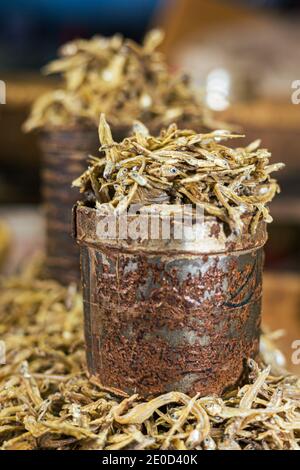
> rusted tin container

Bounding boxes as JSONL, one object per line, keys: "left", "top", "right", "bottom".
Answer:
{"left": 40, "top": 125, "right": 131, "bottom": 285}
{"left": 74, "top": 205, "right": 267, "bottom": 397}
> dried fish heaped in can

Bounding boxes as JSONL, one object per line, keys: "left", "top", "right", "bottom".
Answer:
{"left": 74, "top": 115, "right": 284, "bottom": 234}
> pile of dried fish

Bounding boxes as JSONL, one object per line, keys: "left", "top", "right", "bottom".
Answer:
{"left": 73, "top": 115, "right": 284, "bottom": 234}
{"left": 24, "top": 30, "right": 214, "bottom": 133}
{"left": 0, "top": 262, "right": 299, "bottom": 450}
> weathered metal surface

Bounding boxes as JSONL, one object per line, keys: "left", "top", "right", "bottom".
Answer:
{"left": 74, "top": 205, "right": 267, "bottom": 397}
{"left": 40, "top": 126, "right": 129, "bottom": 285}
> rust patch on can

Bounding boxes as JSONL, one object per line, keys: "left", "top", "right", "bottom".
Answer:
{"left": 75, "top": 205, "right": 267, "bottom": 397}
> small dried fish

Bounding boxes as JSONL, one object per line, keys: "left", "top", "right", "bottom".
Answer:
{"left": 74, "top": 116, "right": 284, "bottom": 233}
{"left": 24, "top": 31, "right": 215, "bottom": 133}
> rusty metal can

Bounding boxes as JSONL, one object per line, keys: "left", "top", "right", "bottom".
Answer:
{"left": 74, "top": 204, "right": 267, "bottom": 397}
{"left": 39, "top": 125, "right": 130, "bottom": 285}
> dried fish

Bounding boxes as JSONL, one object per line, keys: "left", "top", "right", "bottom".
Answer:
{"left": 74, "top": 116, "right": 283, "bottom": 233}
{"left": 24, "top": 31, "right": 215, "bottom": 133}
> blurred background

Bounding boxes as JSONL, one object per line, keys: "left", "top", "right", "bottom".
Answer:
{"left": 0, "top": 0, "right": 300, "bottom": 370}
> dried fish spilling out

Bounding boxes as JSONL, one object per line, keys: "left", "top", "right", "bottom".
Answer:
{"left": 0, "top": 262, "right": 299, "bottom": 450}
{"left": 24, "top": 30, "right": 215, "bottom": 133}
{"left": 73, "top": 115, "right": 284, "bottom": 234}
